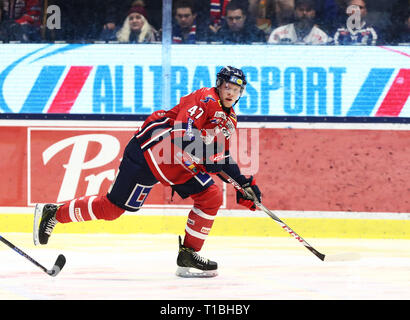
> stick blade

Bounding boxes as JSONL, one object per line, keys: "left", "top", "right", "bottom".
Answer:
{"left": 47, "top": 254, "right": 66, "bottom": 277}
{"left": 324, "top": 252, "right": 361, "bottom": 262}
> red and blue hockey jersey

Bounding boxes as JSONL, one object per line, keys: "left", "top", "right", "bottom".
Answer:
{"left": 136, "top": 87, "right": 238, "bottom": 186}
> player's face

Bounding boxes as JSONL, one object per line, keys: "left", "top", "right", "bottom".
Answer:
{"left": 219, "top": 82, "right": 241, "bottom": 108}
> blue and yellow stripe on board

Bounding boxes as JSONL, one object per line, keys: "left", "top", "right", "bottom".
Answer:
{"left": 1, "top": 213, "right": 409, "bottom": 239}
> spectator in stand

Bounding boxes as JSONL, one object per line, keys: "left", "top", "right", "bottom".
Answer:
{"left": 0, "top": 0, "right": 42, "bottom": 42}
{"left": 100, "top": 3, "right": 158, "bottom": 43}
{"left": 267, "top": 0, "right": 331, "bottom": 44}
{"left": 262, "top": 0, "right": 344, "bottom": 35}
{"left": 103, "top": 0, "right": 162, "bottom": 33}
{"left": 172, "top": 0, "right": 209, "bottom": 43}
{"left": 211, "top": 0, "right": 266, "bottom": 43}
{"left": 195, "top": 0, "right": 254, "bottom": 37}
{"left": 333, "top": 0, "right": 379, "bottom": 45}
{"left": 209, "top": 0, "right": 237, "bottom": 32}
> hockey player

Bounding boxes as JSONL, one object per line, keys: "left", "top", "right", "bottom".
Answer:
{"left": 33, "top": 66, "right": 262, "bottom": 278}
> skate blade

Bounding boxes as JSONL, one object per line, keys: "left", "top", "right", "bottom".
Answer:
{"left": 33, "top": 203, "right": 44, "bottom": 246}
{"left": 176, "top": 267, "right": 218, "bottom": 278}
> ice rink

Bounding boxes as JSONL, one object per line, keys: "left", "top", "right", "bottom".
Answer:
{"left": 0, "top": 233, "right": 409, "bottom": 300}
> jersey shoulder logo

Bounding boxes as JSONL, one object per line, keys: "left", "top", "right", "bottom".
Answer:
{"left": 200, "top": 96, "right": 216, "bottom": 103}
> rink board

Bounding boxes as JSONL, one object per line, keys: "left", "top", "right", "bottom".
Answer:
{"left": 0, "top": 119, "right": 409, "bottom": 239}
{"left": 1, "top": 120, "right": 410, "bottom": 213}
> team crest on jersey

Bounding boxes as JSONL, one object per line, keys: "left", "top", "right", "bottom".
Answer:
{"left": 213, "top": 111, "right": 226, "bottom": 119}
{"left": 200, "top": 96, "right": 216, "bottom": 103}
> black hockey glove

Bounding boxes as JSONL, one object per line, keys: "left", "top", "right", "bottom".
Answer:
{"left": 235, "top": 176, "right": 262, "bottom": 211}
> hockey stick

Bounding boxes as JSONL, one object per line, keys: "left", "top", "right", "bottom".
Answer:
{"left": 219, "top": 171, "right": 360, "bottom": 262}
{"left": 0, "top": 235, "right": 66, "bottom": 276}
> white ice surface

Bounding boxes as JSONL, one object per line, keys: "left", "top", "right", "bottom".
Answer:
{"left": 0, "top": 233, "right": 409, "bottom": 300}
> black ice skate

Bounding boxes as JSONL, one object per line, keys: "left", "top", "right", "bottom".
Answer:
{"left": 33, "top": 204, "right": 59, "bottom": 246}
{"left": 176, "top": 236, "right": 218, "bottom": 278}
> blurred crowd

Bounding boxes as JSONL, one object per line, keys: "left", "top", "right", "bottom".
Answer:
{"left": 0, "top": 0, "right": 408, "bottom": 45}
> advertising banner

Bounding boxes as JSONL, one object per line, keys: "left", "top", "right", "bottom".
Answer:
{"left": 0, "top": 44, "right": 409, "bottom": 117}
{"left": 1, "top": 120, "right": 409, "bottom": 214}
